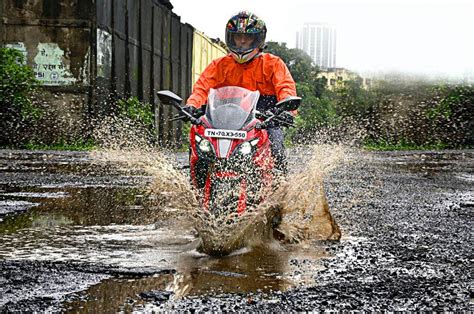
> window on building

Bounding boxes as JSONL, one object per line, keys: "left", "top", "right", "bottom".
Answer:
{"left": 330, "top": 79, "right": 336, "bottom": 85}
{"left": 337, "top": 76, "right": 343, "bottom": 81}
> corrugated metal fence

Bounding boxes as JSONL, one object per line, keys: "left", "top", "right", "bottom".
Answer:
{"left": 95, "top": 0, "right": 194, "bottom": 146}
{"left": 192, "top": 30, "right": 227, "bottom": 85}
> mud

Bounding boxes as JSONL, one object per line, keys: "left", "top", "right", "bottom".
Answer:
{"left": 0, "top": 148, "right": 472, "bottom": 311}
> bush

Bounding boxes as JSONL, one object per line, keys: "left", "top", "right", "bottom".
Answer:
{"left": 0, "top": 47, "right": 40, "bottom": 145}
{"left": 366, "top": 81, "right": 473, "bottom": 148}
{"left": 116, "top": 96, "right": 154, "bottom": 128}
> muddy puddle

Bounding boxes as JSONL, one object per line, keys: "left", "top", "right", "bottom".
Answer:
{"left": 0, "top": 149, "right": 333, "bottom": 312}
{"left": 61, "top": 244, "right": 326, "bottom": 312}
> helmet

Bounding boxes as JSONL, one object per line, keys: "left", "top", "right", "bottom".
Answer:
{"left": 225, "top": 11, "right": 267, "bottom": 64}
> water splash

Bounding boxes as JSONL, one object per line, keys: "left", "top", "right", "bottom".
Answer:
{"left": 273, "top": 144, "right": 346, "bottom": 243}
{"left": 189, "top": 144, "right": 348, "bottom": 255}
{"left": 90, "top": 118, "right": 348, "bottom": 256}
{"left": 91, "top": 143, "right": 348, "bottom": 256}
{"left": 90, "top": 148, "right": 198, "bottom": 219}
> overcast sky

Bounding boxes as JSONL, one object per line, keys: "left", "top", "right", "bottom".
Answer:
{"left": 171, "top": 0, "right": 473, "bottom": 79}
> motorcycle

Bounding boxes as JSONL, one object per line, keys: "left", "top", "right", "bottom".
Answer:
{"left": 157, "top": 86, "right": 301, "bottom": 255}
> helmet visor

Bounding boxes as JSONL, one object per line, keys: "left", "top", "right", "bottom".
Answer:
{"left": 226, "top": 32, "right": 264, "bottom": 54}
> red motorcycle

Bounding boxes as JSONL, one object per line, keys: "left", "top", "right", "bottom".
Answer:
{"left": 158, "top": 86, "right": 300, "bottom": 221}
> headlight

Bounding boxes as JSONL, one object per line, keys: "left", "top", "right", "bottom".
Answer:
{"left": 235, "top": 138, "right": 259, "bottom": 156}
{"left": 195, "top": 134, "right": 214, "bottom": 155}
{"left": 239, "top": 141, "right": 252, "bottom": 155}
{"left": 250, "top": 138, "right": 259, "bottom": 146}
{"left": 199, "top": 139, "right": 212, "bottom": 153}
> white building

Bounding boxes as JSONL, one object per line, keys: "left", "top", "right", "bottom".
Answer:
{"left": 296, "top": 23, "right": 336, "bottom": 69}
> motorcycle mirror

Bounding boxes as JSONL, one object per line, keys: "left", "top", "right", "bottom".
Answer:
{"left": 157, "top": 90, "right": 183, "bottom": 107}
{"left": 275, "top": 96, "right": 302, "bottom": 112}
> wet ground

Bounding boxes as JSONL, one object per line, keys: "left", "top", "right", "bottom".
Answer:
{"left": 0, "top": 148, "right": 472, "bottom": 311}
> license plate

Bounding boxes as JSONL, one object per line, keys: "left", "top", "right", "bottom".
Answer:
{"left": 204, "top": 129, "right": 247, "bottom": 140}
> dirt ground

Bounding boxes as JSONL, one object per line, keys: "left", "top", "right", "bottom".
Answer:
{"left": 0, "top": 148, "right": 472, "bottom": 312}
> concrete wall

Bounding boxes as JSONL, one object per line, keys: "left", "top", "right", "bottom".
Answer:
{"left": 1, "top": 0, "right": 94, "bottom": 144}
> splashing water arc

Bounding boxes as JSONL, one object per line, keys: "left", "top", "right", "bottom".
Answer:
{"left": 91, "top": 133, "right": 344, "bottom": 256}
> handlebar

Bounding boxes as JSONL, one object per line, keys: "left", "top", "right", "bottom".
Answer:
{"left": 255, "top": 110, "right": 294, "bottom": 129}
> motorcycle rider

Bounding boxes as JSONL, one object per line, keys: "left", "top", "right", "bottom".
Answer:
{"left": 184, "top": 10, "right": 297, "bottom": 175}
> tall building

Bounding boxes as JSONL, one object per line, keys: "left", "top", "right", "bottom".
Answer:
{"left": 296, "top": 23, "right": 336, "bottom": 69}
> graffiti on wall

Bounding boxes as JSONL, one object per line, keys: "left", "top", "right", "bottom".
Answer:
{"left": 33, "top": 43, "right": 77, "bottom": 86}
{"left": 97, "top": 29, "right": 112, "bottom": 78}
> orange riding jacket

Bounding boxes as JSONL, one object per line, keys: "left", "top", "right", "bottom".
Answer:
{"left": 186, "top": 53, "right": 297, "bottom": 109}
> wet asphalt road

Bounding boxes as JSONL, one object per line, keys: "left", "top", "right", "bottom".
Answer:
{"left": 0, "top": 148, "right": 473, "bottom": 312}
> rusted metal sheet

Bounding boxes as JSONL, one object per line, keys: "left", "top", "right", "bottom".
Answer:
{"left": 159, "top": 8, "right": 172, "bottom": 144}
{"left": 152, "top": 6, "right": 163, "bottom": 139}
{"left": 127, "top": 0, "right": 139, "bottom": 97}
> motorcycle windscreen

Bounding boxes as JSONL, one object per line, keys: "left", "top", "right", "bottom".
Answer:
{"left": 206, "top": 86, "right": 260, "bottom": 130}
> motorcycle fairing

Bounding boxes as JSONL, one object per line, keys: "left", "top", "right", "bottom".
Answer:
{"left": 189, "top": 86, "right": 274, "bottom": 215}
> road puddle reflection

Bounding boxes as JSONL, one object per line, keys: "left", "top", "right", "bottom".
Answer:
{"left": 62, "top": 243, "right": 326, "bottom": 312}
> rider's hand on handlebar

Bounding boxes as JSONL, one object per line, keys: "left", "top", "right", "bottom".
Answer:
{"left": 265, "top": 111, "right": 294, "bottom": 128}
{"left": 183, "top": 105, "right": 198, "bottom": 115}
{"left": 180, "top": 105, "right": 204, "bottom": 122}
{"left": 277, "top": 112, "right": 294, "bottom": 125}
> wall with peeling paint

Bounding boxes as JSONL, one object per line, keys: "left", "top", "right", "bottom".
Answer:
{"left": 1, "top": 0, "right": 93, "bottom": 145}
{"left": 2, "top": 0, "right": 93, "bottom": 86}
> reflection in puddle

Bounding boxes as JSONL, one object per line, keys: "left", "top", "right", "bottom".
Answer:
{"left": 0, "top": 200, "right": 39, "bottom": 218}
{"left": 1, "top": 192, "right": 69, "bottom": 198}
{"left": 0, "top": 184, "right": 326, "bottom": 311}
{"left": 0, "top": 223, "right": 193, "bottom": 268}
{"left": 0, "top": 186, "right": 159, "bottom": 231}
{"left": 62, "top": 244, "right": 326, "bottom": 312}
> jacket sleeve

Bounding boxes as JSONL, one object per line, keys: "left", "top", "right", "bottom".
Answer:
{"left": 186, "top": 60, "right": 218, "bottom": 108}
{"left": 272, "top": 58, "right": 297, "bottom": 102}
{"left": 272, "top": 58, "right": 298, "bottom": 115}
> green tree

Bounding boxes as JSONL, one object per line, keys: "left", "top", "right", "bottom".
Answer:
{"left": 266, "top": 42, "right": 331, "bottom": 138}
{"left": 332, "top": 78, "right": 375, "bottom": 121}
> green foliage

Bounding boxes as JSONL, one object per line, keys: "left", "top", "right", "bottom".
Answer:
{"left": 266, "top": 42, "right": 472, "bottom": 149}
{"left": 0, "top": 47, "right": 41, "bottom": 145}
{"left": 23, "top": 138, "right": 96, "bottom": 151}
{"left": 266, "top": 42, "right": 330, "bottom": 137}
{"left": 266, "top": 42, "right": 324, "bottom": 94}
{"left": 116, "top": 96, "right": 154, "bottom": 128}
{"left": 332, "top": 79, "right": 375, "bottom": 120}
{"left": 294, "top": 93, "right": 340, "bottom": 129}
{"left": 0, "top": 48, "right": 38, "bottom": 111}
{"left": 180, "top": 121, "right": 191, "bottom": 151}
{"left": 427, "top": 85, "right": 472, "bottom": 121}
